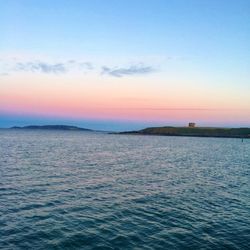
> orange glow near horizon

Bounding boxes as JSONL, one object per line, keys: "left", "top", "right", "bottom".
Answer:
{"left": 1, "top": 74, "right": 250, "bottom": 125}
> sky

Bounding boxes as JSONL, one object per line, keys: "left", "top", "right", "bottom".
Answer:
{"left": 1, "top": 0, "right": 250, "bottom": 131}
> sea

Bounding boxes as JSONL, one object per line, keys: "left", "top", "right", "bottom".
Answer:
{"left": 0, "top": 130, "right": 249, "bottom": 250}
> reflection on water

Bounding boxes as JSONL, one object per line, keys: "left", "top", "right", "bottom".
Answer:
{"left": 0, "top": 130, "right": 249, "bottom": 249}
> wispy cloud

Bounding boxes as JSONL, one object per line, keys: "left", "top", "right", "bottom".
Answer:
{"left": 101, "top": 64, "right": 155, "bottom": 77}
{"left": 0, "top": 60, "right": 94, "bottom": 75}
{"left": 1, "top": 59, "right": 156, "bottom": 78}
{"left": 14, "top": 62, "right": 67, "bottom": 74}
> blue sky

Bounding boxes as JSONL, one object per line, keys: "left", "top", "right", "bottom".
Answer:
{"left": 2, "top": 0, "right": 249, "bottom": 58}
{"left": 1, "top": 0, "right": 250, "bottom": 130}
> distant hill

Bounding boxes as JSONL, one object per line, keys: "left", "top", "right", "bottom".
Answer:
{"left": 11, "top": 125, "right": 93, "bottom": 131}
{"left": 120, "top": 126, "right": 250, "bottom": 138}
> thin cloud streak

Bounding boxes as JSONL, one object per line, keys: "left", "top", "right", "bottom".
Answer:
{"left": 93, "top": 108, "right": 214, "bottom": 111}
{"left": 101, "top": 65, "right": 155, "bottom": 77}
{"left": 1, "top": 60, "right": 157, "bottom": 77}
{"left": 15, "top": 62, "right": 67, "bottom": 74}
{"left": 90, "top": 107, "right": 250, "bottom": 112}
{"left": 1, "top": 60, "right": 94, "bottom": 75}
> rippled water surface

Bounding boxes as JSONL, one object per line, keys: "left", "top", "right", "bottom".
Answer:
{"left": 0, "top": 130, "right": 250, "bottom": 249}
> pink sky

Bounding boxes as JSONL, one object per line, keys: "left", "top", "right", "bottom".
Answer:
{"left": 1, "top": 73, "right": 250, "bottom": 127}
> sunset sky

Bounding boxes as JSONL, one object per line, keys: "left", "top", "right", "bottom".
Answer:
{"left": 1, "top": 0, "right": 250, "bottom": 130}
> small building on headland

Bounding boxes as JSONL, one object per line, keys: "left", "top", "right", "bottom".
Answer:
{"left": 188, "top": 122, "right": 196, "bottom": 128}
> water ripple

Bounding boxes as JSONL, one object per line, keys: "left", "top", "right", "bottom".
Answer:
{"left": 0, "top": 130, "right": 250, "bottom": 249}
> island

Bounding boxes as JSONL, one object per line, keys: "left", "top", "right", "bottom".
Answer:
{"left": 11, "top": 125, "right": 93, "bottom": 131}
{"left": 119, "top": 125, "right": 250, "bottom": 138}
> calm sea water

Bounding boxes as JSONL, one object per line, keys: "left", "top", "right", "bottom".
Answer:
{"left": 0, "top": 130, "right": 249, "bottom": 250}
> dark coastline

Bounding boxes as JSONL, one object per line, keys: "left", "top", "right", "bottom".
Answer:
{"left": 10, "top": 125, "right": 93, "bottom": 131}
{"left": 119, "top": 126, "right": 250, "bottom": 139}
{"left": 4, "top": 125, "right": 250, "bottom": 138}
